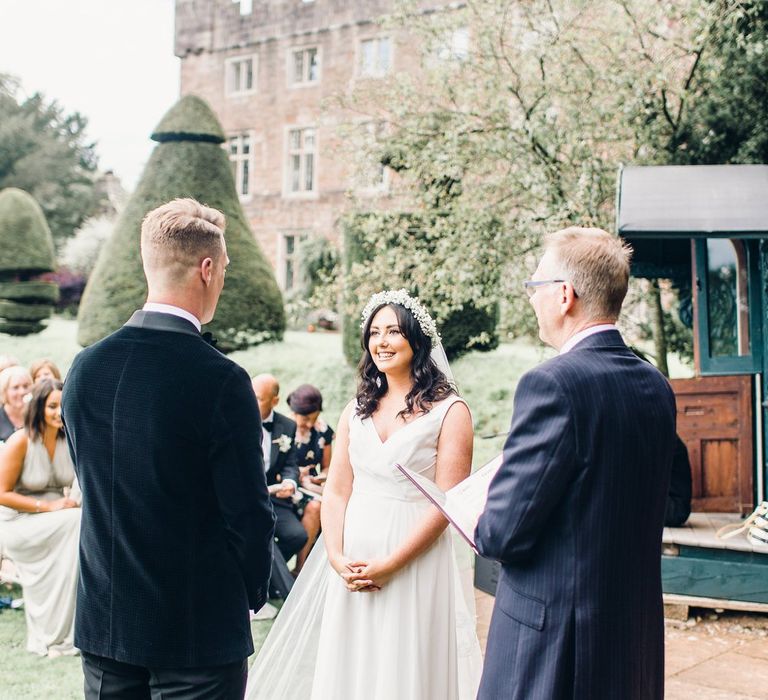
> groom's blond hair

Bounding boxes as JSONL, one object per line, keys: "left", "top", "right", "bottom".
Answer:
{"left": 140, "top": 198, "right": 226, "bottom": 282}
{"left": 545, "top": 227, "right": 632, "bottom": 321}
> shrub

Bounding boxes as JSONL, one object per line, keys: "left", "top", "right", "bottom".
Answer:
{"left": 77, "top": 96, "right": 285, "bottom": 350}
{"left": 0, "top": 188, "right": 58, "bottom": 335}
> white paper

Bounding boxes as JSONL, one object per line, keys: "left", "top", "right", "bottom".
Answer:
{"left": 396, "top": 454, "right": 502, "bottom": 550}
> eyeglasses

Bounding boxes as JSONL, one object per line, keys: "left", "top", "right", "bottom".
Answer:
{"left": 523, "top": 279, "right": 566, "bottom": 297}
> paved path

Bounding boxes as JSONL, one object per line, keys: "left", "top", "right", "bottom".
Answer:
{"left": 475, "top": 592, "right": 768, "bottom": 699}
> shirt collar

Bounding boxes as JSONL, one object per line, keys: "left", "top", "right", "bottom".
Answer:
{"left": 263, "top": 411, "right": 275, "bottom": 427}
{"left": 142, "top": 303, "right": 202, "bottom": 332}
{"left": 560, "top": 324, "right": 617, "bottom": 354}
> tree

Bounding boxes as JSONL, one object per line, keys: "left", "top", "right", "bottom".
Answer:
{"left": 77, "top": 95, "right": 285, "bottom": 351}
{"left": 332, "top": 1, "right": 677, "bottom": 351}
{"left": 0, "top": 188, "right": 59, "bottom": 335}
{"left": 332, "top": 0, "right": 758, "bottom": 368}
{"left": 0, "top": 75, "right": 104, "bottom": 244}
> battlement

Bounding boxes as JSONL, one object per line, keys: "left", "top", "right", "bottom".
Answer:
{"left": 175, "top": 0, "right": 400, "bottom": 57}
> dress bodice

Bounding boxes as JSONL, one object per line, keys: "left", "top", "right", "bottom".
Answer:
{"left": 15, "top": 437, "right": 75, "bottom": 499}
{"left": 347, "top": 396, "right": 465, "bottom": 502}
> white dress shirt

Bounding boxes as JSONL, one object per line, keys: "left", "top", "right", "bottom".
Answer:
{"left": 261, "top": 411, "right": 274, "bottom": 468}
{"left": 142, "top": 302, "right": 201, "bottom": 332}
{"left": 560, "top": 324, "right": 617, "bottom": 354}
{"left": 261, "top": 412, "right": 297, "bottom": 493}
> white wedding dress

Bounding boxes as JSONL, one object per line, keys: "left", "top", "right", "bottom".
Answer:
{"left": 246, "top": 396, "right": 481, "bottom": 700}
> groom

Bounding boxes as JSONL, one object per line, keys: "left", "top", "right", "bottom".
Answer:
{"left": 475, "top": 227, "right": 676, "bottom": 699}
{"left": 62, "top": 198, "right": 275, "bottom": 699}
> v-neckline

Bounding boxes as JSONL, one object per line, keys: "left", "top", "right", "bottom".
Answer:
{"left": 369, "top": 412, "right": 428, "bottom": 445}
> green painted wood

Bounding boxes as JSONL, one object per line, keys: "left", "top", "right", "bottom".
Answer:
{"left": 662, "top": 550, "right": 768, "bottom": 603}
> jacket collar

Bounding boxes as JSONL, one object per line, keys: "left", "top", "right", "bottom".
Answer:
{"left": 124, "top": 310, "right": 200, "bottom": 338}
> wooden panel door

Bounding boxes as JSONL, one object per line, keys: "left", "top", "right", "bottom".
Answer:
{"left": 670, "top": 375, "right": 753, "bottom": 514}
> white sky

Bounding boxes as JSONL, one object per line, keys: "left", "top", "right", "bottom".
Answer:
{"left": 0, "top": 0, "right": 180, "bottom": 189}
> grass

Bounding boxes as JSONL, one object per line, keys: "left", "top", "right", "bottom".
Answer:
{"left": 0, "top": 317, "right": 547, "bottom": 697}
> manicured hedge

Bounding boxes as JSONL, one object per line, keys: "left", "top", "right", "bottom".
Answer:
{"left": 0, "top": 188, "right": 57, "bottom": 274}
{"left": 77, "top": 96, "right": 285, "bottom": 350}
{"left": 0, "top": 188, "right": 58, "bottom": 335}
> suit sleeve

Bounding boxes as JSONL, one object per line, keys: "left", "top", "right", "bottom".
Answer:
{"left": 209, "top": 366, "right": 276, "bottom": 611}
{"left": 475, "top": 367, "right": 577, "bottom": 564}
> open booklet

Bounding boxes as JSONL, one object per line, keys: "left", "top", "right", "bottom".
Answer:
{"left": 396, "top": 454, "right": 503, "bottom": 552}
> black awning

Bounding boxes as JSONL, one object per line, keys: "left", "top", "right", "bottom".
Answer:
{"left": 617, "top": 164, "right": 768, "bottom": 238}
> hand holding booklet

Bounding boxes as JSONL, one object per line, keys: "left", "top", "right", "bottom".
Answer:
{"left": 396, "top": 454, "right": 502, "bottom": 552}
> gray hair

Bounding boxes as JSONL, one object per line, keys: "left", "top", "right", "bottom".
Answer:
{"left": 544, "top": 227, "right": 632, "bottom": 321}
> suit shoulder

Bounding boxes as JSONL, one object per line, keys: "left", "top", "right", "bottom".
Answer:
{"left": 274, "top": 411, "right": 297, "bottom": 433}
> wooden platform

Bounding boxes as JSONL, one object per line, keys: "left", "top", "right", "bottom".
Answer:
{"left": 663, "top": 512, "right": 768, "bottom": 554}
{"left": 662, "top": 512, "right": 768, "bottom": 608}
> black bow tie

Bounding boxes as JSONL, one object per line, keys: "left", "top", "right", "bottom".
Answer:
{"left": 201, "top": 331, "right": 218, "bottom": 348}
{"left": 262, "top": 421, "right": 274, "bottom": 432}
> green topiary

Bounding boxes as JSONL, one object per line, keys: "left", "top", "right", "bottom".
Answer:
{"left": 0, "top": 281, "right": 59, "bottom": 303}
{"left": 0, "top": 188, "right": 58, "bottom": 335}
{"left": 77, "top": 96, "right": 285, "bottom": 350}
{"left": 0, "top": 188, "right": 56, "bottom": 275}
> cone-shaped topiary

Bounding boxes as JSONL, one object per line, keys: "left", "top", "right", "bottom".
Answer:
{"left": 0, "top": 188, "right": 59, "bottom": 335}
{"left": 77, "top": 95, "right": 285, "bottom": 350}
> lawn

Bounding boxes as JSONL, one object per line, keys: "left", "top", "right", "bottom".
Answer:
{"left": 0, "top": 317, "right": 547, "bottom": 698}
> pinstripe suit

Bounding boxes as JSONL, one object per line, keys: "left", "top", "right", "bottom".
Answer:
{"left": 475, "top": 330, "right": 676, "bottom": 700}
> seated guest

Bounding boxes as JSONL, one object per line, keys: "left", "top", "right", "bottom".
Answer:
{"left": 287, "top": 384, "right": 334, "bottom": 574}
{"left": 0, "top": 378, "right": 80, "bottom": 657}
{"left": 0, "top": 366, "right": 32, "bottom": 443}
{"left": 251, "top": 374, "right": 307, "bottom": 567}
{"left": 665, "top": 436, "right": 692, "bottom": 527}
{"left": 30, "top": 359, "right": 62, "bottom": 384}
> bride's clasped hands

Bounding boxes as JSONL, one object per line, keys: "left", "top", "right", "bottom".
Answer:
{"left": 333, "top": 556, "right": 397, "bottom": 592}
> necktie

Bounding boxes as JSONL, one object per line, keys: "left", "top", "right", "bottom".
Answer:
{"left": 262, "top": 421, "right": 273, "bottom": 432}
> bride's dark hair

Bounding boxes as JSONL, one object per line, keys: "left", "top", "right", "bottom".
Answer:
{"left": 356, "top": 303, "right": 454, "bottom": 420}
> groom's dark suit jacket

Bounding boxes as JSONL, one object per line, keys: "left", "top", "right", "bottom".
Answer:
{"left": 61, "top": 311, "right": 276, "bottom": 668}
{"left": 475, "top": 330, "right": 676, "bottom": 700}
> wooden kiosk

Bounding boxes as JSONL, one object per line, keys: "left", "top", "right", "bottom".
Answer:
{"left": 617, "top": 164, "right": 768, "bottom": 610}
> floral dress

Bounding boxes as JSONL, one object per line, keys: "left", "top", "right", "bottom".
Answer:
{"left": 295, "top": 420, "right": 334, "bottom": 476}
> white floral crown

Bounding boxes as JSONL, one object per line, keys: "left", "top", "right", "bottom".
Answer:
{"left": 360, "top": 289, "right": 440, "bottom": 346}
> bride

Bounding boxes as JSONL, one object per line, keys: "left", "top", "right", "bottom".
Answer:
{"left": 247, "top": 289, "right": 481, "bottom": 699}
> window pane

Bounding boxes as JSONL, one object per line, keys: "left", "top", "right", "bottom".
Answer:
{"left": 286, "top": 259, "right": 295, "bottom": 290}
{"left": 707, "top": 239, "right": 749, "bottom": 357}
{"left": 378, "top": 38, "right": 391, "bottom": 73}
{"left": 285, "top": 235, "right": 295, "bottom": 255}
{"left": 245, "top": 59, "right": 253, "bottom": 90}
{"left": 229, "top": 137, "right": 239, "bottom": 155}
{"left": 304, "top": 153, "right": 314, "bottom": 191}
{"left": 304, "top": 129, "right": 315, "bottom": 149}
{"left": 361, "top": 40, "right": 375, "bottom": 74}
{"left": 293, "top": 51, "right": 304, "bottom": 83}
{"left": 289, "top": 130, "right": 301, "bottom": 151}
{"left": 231, "top": 62, "right": 241, "bottom": 92}
{"left": 241, "top": 160, "right": 249, "bottom": 196}
{"left": 307, "top": 49, "right": 318, "bottom": 81}
{"left": 291, "top": 155, "right": 301, "bottom": 191}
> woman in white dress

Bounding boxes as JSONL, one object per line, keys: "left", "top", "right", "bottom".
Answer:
{"left": 248, "top": 290, "right": 481, "bottom": 699}
{"left": 0, "top": 378, "right": 81, "bottom": 657}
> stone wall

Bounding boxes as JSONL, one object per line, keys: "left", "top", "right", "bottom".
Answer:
{"left": 175, "top": 0, "right": 434, "bottom": 289}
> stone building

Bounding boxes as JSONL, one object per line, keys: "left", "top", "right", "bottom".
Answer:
{"left": 174, "top": 0, "right": 422, "bottom": 293}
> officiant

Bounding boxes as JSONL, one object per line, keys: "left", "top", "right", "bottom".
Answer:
{"left": 251, "top": 374, "right": 307, "bottom": 567}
